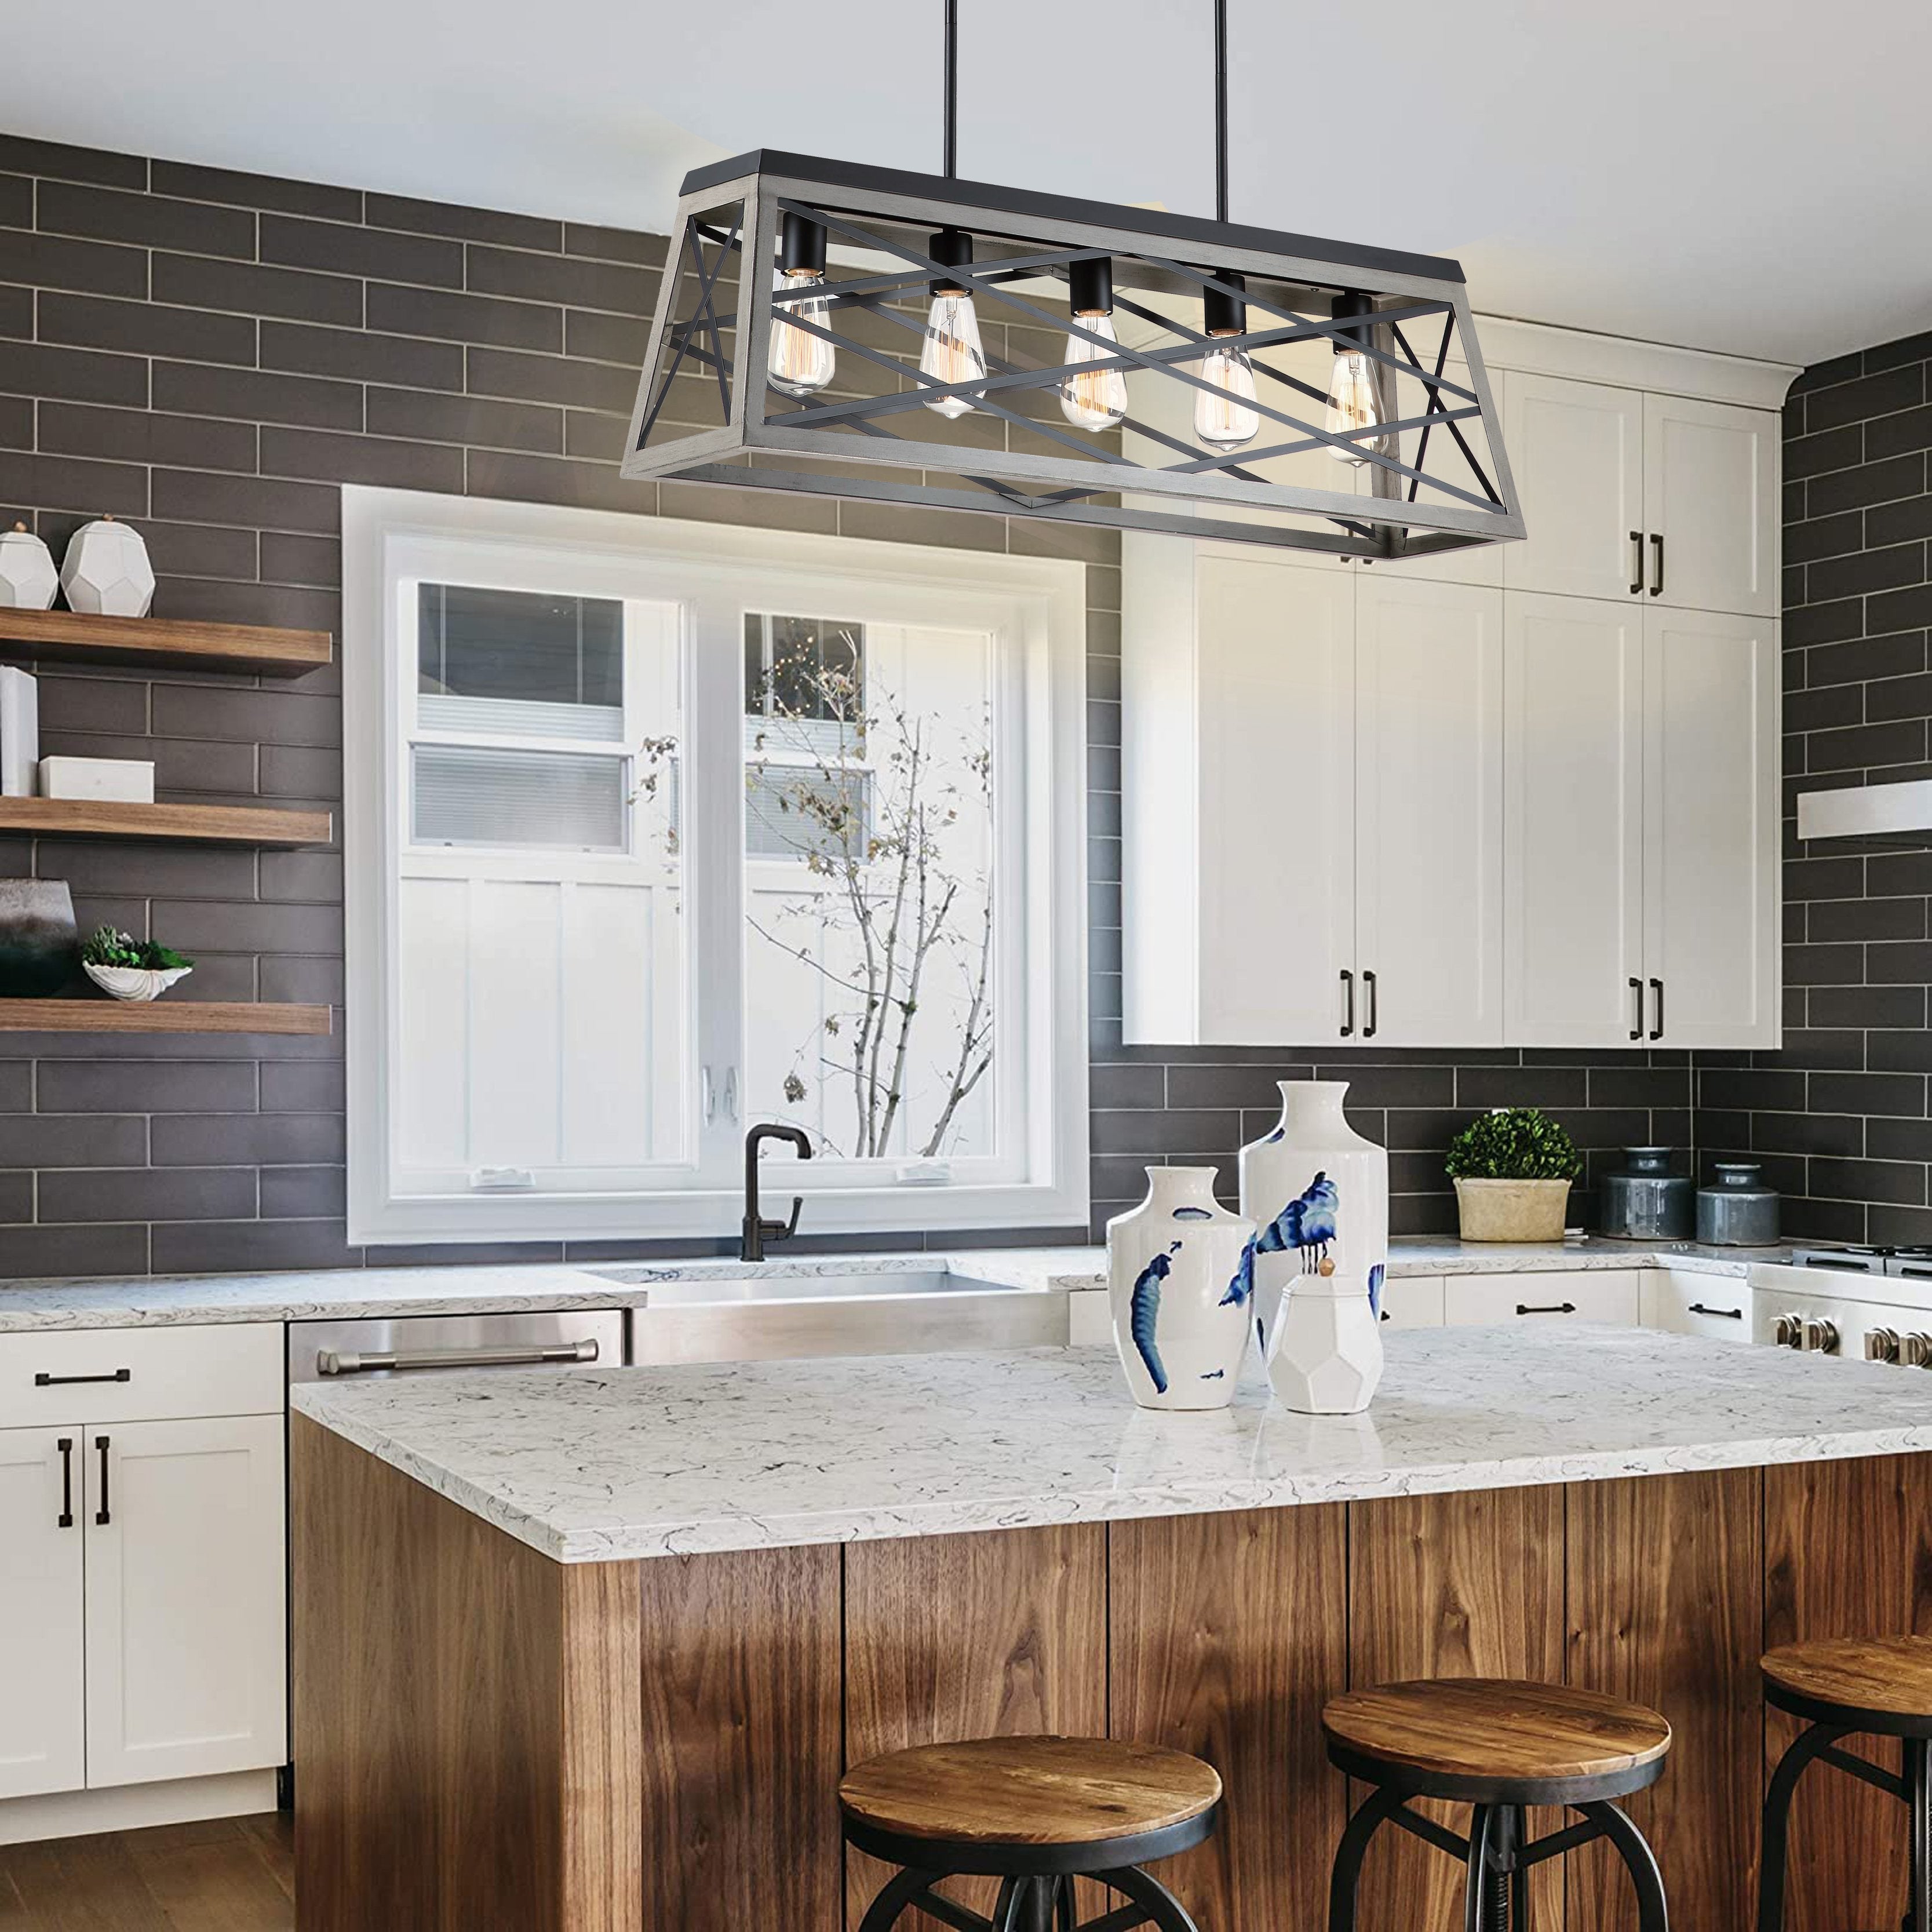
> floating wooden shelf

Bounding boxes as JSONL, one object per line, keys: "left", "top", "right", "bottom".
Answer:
{"left": 0, "top": 797, "right": 331, "bottom": 847}
{"left": 0, "top": 1000, "right": 331, "bottom": 1036}
{"left": 0, "top": 607, "right": 331, "bottom": 677}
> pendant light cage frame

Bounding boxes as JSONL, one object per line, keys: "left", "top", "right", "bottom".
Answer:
{"left": 622, "top": 151, "right": 1525, "bottom": 561}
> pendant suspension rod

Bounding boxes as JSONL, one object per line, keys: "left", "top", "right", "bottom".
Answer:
{"left": 943, "top": 0, "right": 959, "bottom": 179}
{"left": 1214, "top": 0, "right": 1229, "bottom": 223}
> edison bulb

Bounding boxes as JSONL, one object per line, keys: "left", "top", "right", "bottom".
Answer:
{"left": 920, "top": 292, "right": 986, "bottom": 419}
{"left": 768, "top": 268, "right": 836, "bottom": 399}
{"left": 1194, "top": 338, "right": 1259, "bottom": 451}
{"left": 1059, "top": 311, "right": 1128, "bottom": 432}
{"left": 1325, "top": 348, "right": 1384, "bottom": 465}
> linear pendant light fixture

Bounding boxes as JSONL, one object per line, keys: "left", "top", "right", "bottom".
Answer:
{"left": 622, "top": 1, "right": 1524, "bottom": 561}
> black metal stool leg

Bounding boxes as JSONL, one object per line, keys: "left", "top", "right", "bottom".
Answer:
{"left": 1464, "top": 1805, "right": 1496, "bottom": 1932}
{"left": 1908, "top": 1737, "right": 1931, "bottom": 1932}
{"left": 1758, "top": 1721, "right": 1849, "bottom": 1932}
{"left": 1100, "top": 1864, "right": 1202, "bottom": 1932}
{"left": 1328, "top": 1782, "right": 1407, "bottom": 1932}
{"left": 1581, "top": 1800, "right": 1668, "bottom": 1932}
{"left": 1483, "top": 1805, "right": 1518, "bottom": 1932}
{"left": 1054, "top": 1873, "right": 1077, "bottom": 1932}
{"left": 1510, "top": 1806, "right": 1530, "bottom": 1932}
{"left": 858, "top": 1865, "right": 942, "bottom": 1932}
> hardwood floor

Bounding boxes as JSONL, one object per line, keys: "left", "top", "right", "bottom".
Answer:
{"left": 0, "top": 1813, "right": 293, "bottom": 1931}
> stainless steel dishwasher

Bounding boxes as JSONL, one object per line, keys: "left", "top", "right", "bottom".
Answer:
{"left": 287, "top": 1308, "right": 625, "bottom": 1384}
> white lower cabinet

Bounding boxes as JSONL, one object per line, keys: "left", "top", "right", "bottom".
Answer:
{"left": 0, "top": 1325, "right": 286, "bottom": 1805}
{"left": 1641, "top": 1269, "right": 1753, "bottom": 1342}
{"left": 1443, "top": 1268, "right": 1642, "bottom": 1328}
{"left": 1378, "top": 1275, "right": 1446, "bottom": 1329}
{"left": 83, "top": 1415, "right": 286, "bottom": 1789}
{"left": 0, "top": 1429, "right": 86, "bottom": 1800}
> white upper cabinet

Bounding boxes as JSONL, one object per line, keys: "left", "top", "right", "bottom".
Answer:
{"left": 1644, "top": 393, "right": 1778, "bottom": 617}
{"left": 1503, "top": 595, "right": 1645, "bottom": 1046}
{"left": 0, "top": 1428, "right": 85, "bottom": 1799}
{"left": 1642, "top": 607, "right": 1780, "bottom": 1048}
{"left": 83, "top": 1413, "right": 287, "bottom": 1790}
{"left": 1503, "top": 373, "right": 1646, "bottom": 601}
{"left": 1122, "top": 537, "right": 1355, "bottom": 1045}
{"left": 1355, "top": 575, "right": 1504, "bottom": 1045}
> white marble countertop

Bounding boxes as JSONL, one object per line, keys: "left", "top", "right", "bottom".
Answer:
{"left": 290, "top": 1325, "right": 1932, "bottom": 1564}
{"left": 0, "top": 1235, "right": 1781, "bottom": 1333}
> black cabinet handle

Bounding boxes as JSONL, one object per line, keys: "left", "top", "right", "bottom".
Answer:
{"left": 1628, "top": 976, "right": 1643, "bottom": 1041}
{"left": 1649, "top": 532, "right": 1664, "bottom": 597}
{"left": 1339, "top": 969, "right": 1355, "bottom": 1038}
{"left": 1689, "top": 1302, "right": 1744, "bottom": 1320}
{"left": 1630, "top": 531, "right": 1644, "bottom": 596}
{"left": 1516, "top": 1301, "right": 1577, "bottom": 1315}
{"left": 1648, "top": 977, "right": 1664, "bottom": 1041}
{"left": 94, "top": 1435, "right": 110, "bottom": 1528}
{"left": 56, "top": 1436, "right": 73, "bottom": 1529}
{"left": 1362, "top": 969, "right": 1379, "bottom": 1040}
{"left": 34, "top": 1368, "right": 130, "bottom": 1387}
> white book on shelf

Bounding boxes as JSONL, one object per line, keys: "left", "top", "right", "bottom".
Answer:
{"left": 0, "top": 665, "right": 36, "bottom": 797}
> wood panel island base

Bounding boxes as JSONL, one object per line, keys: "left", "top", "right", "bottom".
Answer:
{"left": 290, "top": 1330, "right": 1932, "bottom": 1931}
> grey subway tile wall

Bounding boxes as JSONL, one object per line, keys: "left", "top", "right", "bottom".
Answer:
{"left": 1700, "top": 331, "right": 1932, "bottom": 1244}
{"left": 0, "top": 134, "right": 1704, "bottom": 1277}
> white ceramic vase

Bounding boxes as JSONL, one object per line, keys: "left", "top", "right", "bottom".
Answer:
{"left": 1107, "top": 1166, "right": 1256, "bottom": 1411}
{"left": 1268, "top": 1274, "right": 1386, "bottom": 1415}
{"left": 60, "top": 517, "right": 155, "bottom": 617}
{"left": 0, "top": 524, "right": 57, "bottom": 610}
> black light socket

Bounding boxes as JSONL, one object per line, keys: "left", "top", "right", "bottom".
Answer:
{"left": 1068, "top": 255, "right": 1114, "bottom": 316}
{"left": 780, "top": 212, "right": 827, "bottom": 276}
{"left": 930, "top": 227, "right": 974, "bottom": 297}
{"left": 1202, "top": 269, "right": 1247, "bottom": 336}
{"left": 1333, "top": 289, "right": 1375, "bottom": 349}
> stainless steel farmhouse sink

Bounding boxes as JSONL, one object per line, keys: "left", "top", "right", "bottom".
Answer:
{"left": 584, "top": 1263, "right": 1069, "bottom": 1365}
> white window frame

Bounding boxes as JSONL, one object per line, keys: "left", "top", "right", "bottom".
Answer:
{"left": 343, "top": 485, "right": 1089, "bottom": 1245}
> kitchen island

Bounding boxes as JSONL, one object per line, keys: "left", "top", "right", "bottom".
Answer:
{"left": 291, "top": 1328, "right": 1932, "bottom": 1932}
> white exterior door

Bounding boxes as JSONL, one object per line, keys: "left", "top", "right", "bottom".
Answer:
{"left": 1644, "top": 393, "right": 1779, "bottom": 617}
{"left": 83, "top": 1415, "right": 287, "bottom": 1789}
{"left": 0, "top": 1428, "right": 85, "bottom": 1799}
{"left": 1642, "top": 607, "right": 1780, "bottom": 1048}
{"left": 1184, "top": 552, "right": 1358, "bottom": 1045}
{"left": 1354, "top": 574, "right": 1504, "bottom": 1046}
{"left": 1503, "top": 373, "right": 1646, "bottom": 602}
{"left": 1503, "top": 595, "right": 1646, "bottom": 1045}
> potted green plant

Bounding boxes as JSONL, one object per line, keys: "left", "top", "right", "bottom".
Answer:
{"left": 1443, "top": 1106, "right": 1583, "bottom": 1242}
{"left": 81, "top": 926, "right": 194, "bottom": 1004}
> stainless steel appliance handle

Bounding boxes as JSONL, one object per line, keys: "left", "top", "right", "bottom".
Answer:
{"left": 316, "top": 1339, "right": 601, "bottom": 1377}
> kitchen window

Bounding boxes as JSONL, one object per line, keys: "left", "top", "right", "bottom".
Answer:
{"left": 342, "top": 487, "right": 1088, "bottom": 1244}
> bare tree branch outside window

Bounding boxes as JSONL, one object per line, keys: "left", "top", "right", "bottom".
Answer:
{"left": 746, "top": 622, "right": 994, "bottom": 1160}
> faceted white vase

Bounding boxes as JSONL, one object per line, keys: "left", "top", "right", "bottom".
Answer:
{"left": 60, "top": 518, "right": 155, "bottom": 617}
{"left": 1107, "top": 1166, "right": 1257, "bottom": 1411}
{"left": 0, "top": 524, "right": 57, "bottom": 610}
{"left": 1238, "top": 1080, "right": 1389, "bottom": 1413}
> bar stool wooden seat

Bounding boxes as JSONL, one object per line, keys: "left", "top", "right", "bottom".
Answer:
{"left": 1323, "top": 1678, "right": 1673, "bottom": 1931}
{"left": 840, "top": 1734, "right": 1222, "bottom": 1932}
{"left": 1759, "top": 1636, "right": 1932, "bottom": 1932}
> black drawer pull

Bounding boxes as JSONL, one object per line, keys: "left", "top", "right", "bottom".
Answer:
{"left": 1516, "top": 1301, "right": 1577, "bottom": 1315}
{"left": 94, "top": 1435, "right": 111, "bottom": 1527}
{"left": 1689, "top": 1302, "right": 1744, "bottom": 1320}
{"left": 56, "top": 1436, "right": 73, "bottom": 1529}
{"left": 35, "top": 1368, "right": 130, "bottom": 1387}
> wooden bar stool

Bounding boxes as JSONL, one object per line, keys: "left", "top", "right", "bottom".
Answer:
{"left": 840, "top": 1734, "right": 1222, "bottom": 1932}
{"left": 1759, "top": 1635, "right": 1932, "bottom": 1932}
{"left": 1322, "top": 1678, "right": 1672, "bottom": 1931}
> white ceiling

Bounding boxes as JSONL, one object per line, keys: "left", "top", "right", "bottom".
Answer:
{"left": 2, "top": 0, "right": 1926, "bottom": 368}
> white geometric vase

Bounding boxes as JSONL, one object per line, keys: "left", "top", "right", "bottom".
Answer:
{"left": 1106, "top": 1166, "right": 1256, "bottom": 1412}
{"left": 60, "top": 517, "right": 155, "bottom": 617}
{"left": 1268, "top": 1274, "right": 1386, "bottom": 1415}
{"left": 1238, "top": 1080, "right": 1390, "bottom": 1413}
{"left": 0, "top": 524, "right": 57, "bottom": 610}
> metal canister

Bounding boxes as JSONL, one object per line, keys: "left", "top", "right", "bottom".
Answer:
{"left": 1696, "top": 1162, "right": 1781, "bottom": 1247}
{"left": 1599, "top": 1146, "right": 1696, "bottom": 1241}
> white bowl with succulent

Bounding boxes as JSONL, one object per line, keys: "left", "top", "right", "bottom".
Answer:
{"left": 81, "top": 926, "right": 194, "bottom": 1003}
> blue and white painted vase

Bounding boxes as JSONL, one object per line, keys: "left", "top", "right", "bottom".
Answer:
{"left": 1238, "top": 1080, "right": 1389, "bottom": 1414}
{"left": 1106, "top": 1167, "right": 1257, "bottom": 1412}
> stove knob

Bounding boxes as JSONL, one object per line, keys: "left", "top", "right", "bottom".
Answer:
{"left": 1773, "top": 1313, "right": 1806, "bottom": 1348}
{"left": 1905, "top": 1333, "right": 1932, "bottom": 1368}
{"left": 1803, "top": 1317, "right": 1841, "bottom": 1355}
{"left": 1867, "top": 1327, "right": 1902, "bottom": 1364}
